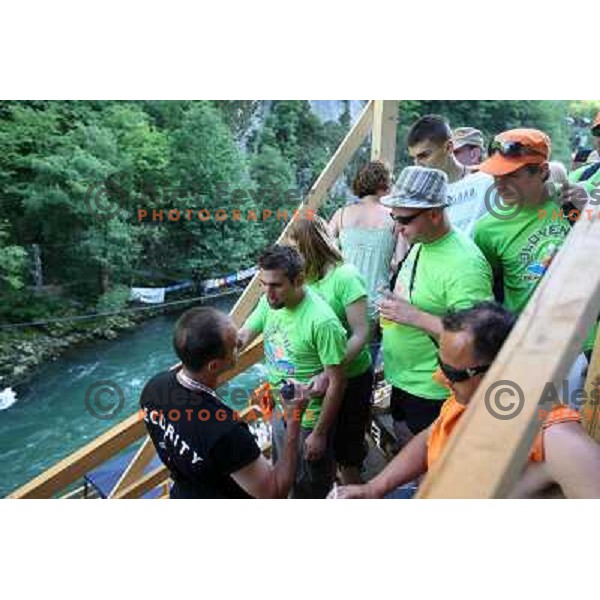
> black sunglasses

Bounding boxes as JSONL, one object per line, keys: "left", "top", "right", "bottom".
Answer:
{"left": 390, "top": 208, "right": 431, "bottom": 226}
{"left": 437, "top": 357, "right": 490, "bottom": 383}
{"left": 488, "top": 139, "right": 546, "bottom": 159}
{"left": 592, "top": 128, "right": 600, "bottom": 138}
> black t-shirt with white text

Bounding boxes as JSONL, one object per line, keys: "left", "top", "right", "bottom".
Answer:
{"left": 140, "top": 370, "right": 261, "bottom": 499}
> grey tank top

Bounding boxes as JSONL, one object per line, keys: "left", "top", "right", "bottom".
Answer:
{"left": 338, "top": 207, "right": 396, "bottom": 321}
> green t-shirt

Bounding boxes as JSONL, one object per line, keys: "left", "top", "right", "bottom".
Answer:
{"left": 383, "top": 230, "right": 493, "bottom": 399}
{"left": 474, "top": 198, "right": 597, "bottom": 352}
{"left": 308, "top": 262, "right": 372, "bottom": 378}
{"left": 244, "top": 290, "right": 347, "bottom": 429}
{"left": 567, "top": 168, "right": 600, "bottom": 352}
{"left": 474, "top": 199, "right": 570, "bottom": 315}
{"left": 569, "top": 162, "right": 600, "bottom": 195}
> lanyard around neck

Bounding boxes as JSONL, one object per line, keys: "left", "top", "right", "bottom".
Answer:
{"left": 408, "top": 245, "right": 423, "bottom": 303}
{"left": 176, "top": 369, "right": 222, "bottom": 403}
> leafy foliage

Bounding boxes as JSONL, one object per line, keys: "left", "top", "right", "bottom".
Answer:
{"left": 0, "top": 221, "right": 28, "bottom": 291}
{"left": 0, "top": 99, "right": 584, "bottom": 327}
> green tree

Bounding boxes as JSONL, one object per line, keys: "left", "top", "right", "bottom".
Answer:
{"left": 0, "top": 99, "right": 582, "bottom": 332}
{"left": 260, "top": 101, "right": 333, "bottom": 188}
{"left": 0, "top": 220, "right": 28, "bottom": 292}
{"left": 167, "top": 102, "right": 252, "bottom": 276}
{"left": 394, "top": 100, "right": 571, "bottom": 169}
{"left": 249, "top": 143, "right": 296, "bottom": 245}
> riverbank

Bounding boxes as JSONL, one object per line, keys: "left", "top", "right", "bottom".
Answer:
{"left": 0, "top": 314, "right": 143, "bottom": 390}
{"left": 0, "top": 296, "right": 219, "bottom": 391}
{"left": 0, "top": 312, "right": 185, "bottom": 497}
{"left": 0, "top": 293, "right": 263, "bottom": 497}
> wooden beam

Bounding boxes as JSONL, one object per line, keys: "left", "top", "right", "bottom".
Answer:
{"left": 107, "top": 436, "right": 156, "bottom": 499}
{"left": 113, "top": 465, "right": 169, "bottom": 499}
{"left": 228, "top": 100, "right": 375, "bottom": 328}
{"left": 217, "top": 336, "right": 263, "bottom": 386}
{"left": 371, "top": 100, "right": 398, "bottom": 170}
{"left": 302, "top": 100, "right": 374, "bottom": 211}
{"left": 417, "top": 210, "right": 600, "bottom": 498}
{"left": 8, "top": 412, "right": 147, "bottom": 499}
{"left": 582, "top": 328, "right": 600, "bottom": 442}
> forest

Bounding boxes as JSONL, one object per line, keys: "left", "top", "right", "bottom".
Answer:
{"left": 1, "top": 100, "right": 598, "bottom": 385}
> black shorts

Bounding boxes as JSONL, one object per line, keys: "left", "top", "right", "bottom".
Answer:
{"left": 334, "top": 368, "right": 374, "bottom": 467}
{"left": 390, "top": 386, "right": 444, "bottom": 434}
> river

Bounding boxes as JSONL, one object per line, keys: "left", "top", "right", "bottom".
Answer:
{"left": 0, "top": 295, "right": 266, "bottom": 497}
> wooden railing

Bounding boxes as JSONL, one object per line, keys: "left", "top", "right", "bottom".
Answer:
{"left": 9, "top": 100, "right": 399, "bottom": 499}
{"left": 582, "top": 328, "right": 600, "bottom": 442}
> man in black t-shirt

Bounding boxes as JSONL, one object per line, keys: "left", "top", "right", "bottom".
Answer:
{"left": 140, "top": 306, "right": 305, "bottom": 499}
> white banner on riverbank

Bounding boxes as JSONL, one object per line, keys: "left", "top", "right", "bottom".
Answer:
{"left": 130, "top": 287, "right": 166, "bottom": 304}
{"left": 200, "top": 266, "right": 257, "bottom": 291}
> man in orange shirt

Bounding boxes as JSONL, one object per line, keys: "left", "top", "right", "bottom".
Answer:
{"left": 332, "top": 301, "right": 600, "bottom": 499}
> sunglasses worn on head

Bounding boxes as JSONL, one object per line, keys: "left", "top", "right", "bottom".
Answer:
{"left": 438, "top": 357, "right": 490, "bottom": 383}
{"left": 488, "top": 139, "right": 546, "bottom": 159}
{"left": 390, "top": 208, "right": 431, "bottom": 226}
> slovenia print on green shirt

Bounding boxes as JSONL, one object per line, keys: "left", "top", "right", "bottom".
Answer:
{"left": 474, "top": 198, "right": 596, "bottom": 352}
{"left": 474, "top": 199, "right": 571, "bottom": 314}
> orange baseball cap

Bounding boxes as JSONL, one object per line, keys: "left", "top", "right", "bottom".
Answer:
{"left": 478, "top": 128, "right": 551, "bottom": 177}
{"left": 592, "top": 112, "right": 600, "bottom": 132}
